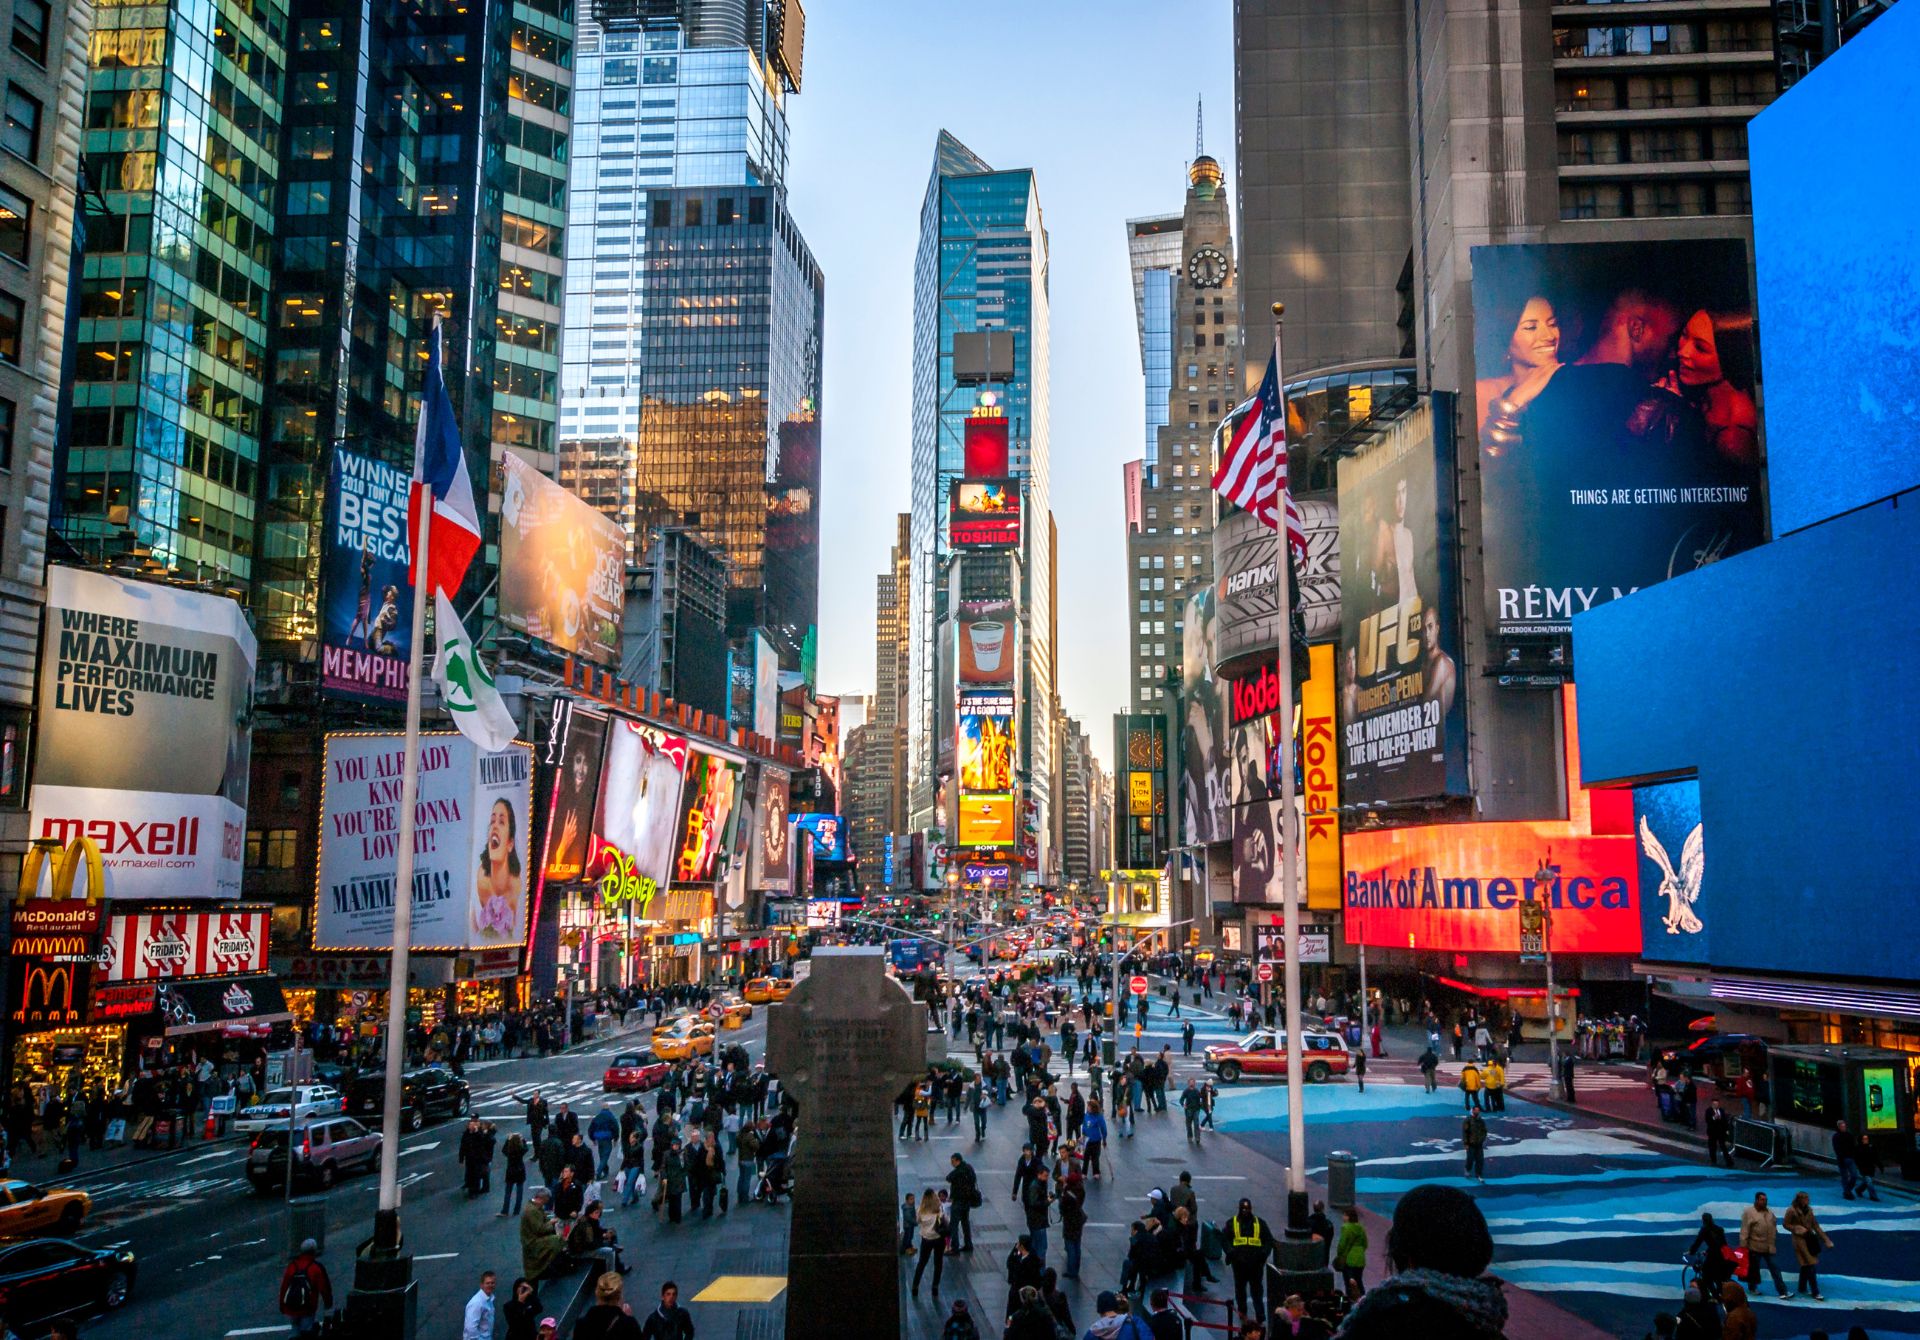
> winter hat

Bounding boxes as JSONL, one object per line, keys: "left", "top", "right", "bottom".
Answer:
{"left": 1386, "top": 1184, "right": 1494, "bottom": 1278}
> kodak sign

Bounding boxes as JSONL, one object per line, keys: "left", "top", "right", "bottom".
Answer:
{"left": 1302, "top": 645, "right": 1341, "bottom": 910}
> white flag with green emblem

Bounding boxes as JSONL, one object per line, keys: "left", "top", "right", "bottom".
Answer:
{"left": 431, "top": 590, "right": 517, "bottom": 751}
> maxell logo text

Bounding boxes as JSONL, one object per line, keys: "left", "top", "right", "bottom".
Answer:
{"left": 40, "top": 816, "right": 201, "bottom": 857}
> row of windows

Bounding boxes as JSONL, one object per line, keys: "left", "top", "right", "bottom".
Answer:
{"left": 11, "top": 0, "right": 48, "bottom": 64}
{"left": 1552, "top": 19, "right": 1775, "bottom": 60}
{"left": 1559, "top": 122, "right": 1748, "bottom": 165}
{"left": 69, "top": 408, "right": 258, "bottom": 495}
{"left": 1560, "top": 178, "right": 1751, "bottom": 220}
{"left": 510, "top": 23, "right": 570, "bottom": 69}
{"left": 1556, "top": 70, "right": 1775, "bottom": 112}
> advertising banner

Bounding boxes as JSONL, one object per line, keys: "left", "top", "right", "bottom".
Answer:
{"left": 1179, "top": 587, "right": 1229, "bottom": 848}
{"left": 793, "top": 812, "right": 847, "bottom": 863}
{"left": 958, "top": 608, "right": 1017, "bottom": 686}
{"left": 541, "top": 709, "right": 608, "bottom": 885}
{"left": 1301, "top": 643, "right": 1342, "bottom": 910}
{"left": 498, "top": 449, "right": 625, "bottom": 665}
{"left": 1214, "top": 500, "right": 1340, "bottom": 670}
{"left": 592, "top": 718, "right": 689, "bottom": 906}
{"left": 101, "top": 907, "right": 271, "bottom": 981}
{"left": 321, "top": 448, "right": 414, "bottom": 702}
{"left": 31, "top": 566, "right": 254, "bottom": 900}
{"left": 750, "top": 768, "right": 792, "bottom": 892}
{"left": 957, "top": 692, "right": 1016, "bottom": 793}
{"left": 1631, "top": 777, "right": 1709, "bottom": 965}
{"left": 956, "top": 794, "right": 1014, "bottom": 848}
{"left": 950, "top": 479, "right": 1021, "bottom": 547}
{"left": 1471, "top": 240, "right": 1766, "bottom": 636}
{"left": 673, "top": 750, "right": 745, "bottom": 885}
{"left": 1336, "top": 397, "right": 1468, "bottom": 805}
{"left": 963, "top": 415, "right": 1011, "bottom": 478}
{"left": 315, "top": 733, "right": 534, "bottom": 950}
{"left": 1342, "top": 823, "right": 1639, "bottom": 954}
{"left": 1232, "top": 800, "right": 1282, "bottom": 905}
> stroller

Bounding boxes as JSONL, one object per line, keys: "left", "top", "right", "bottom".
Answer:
{"left": 756, "top": 1142, "right": 795, "bottom": 1204}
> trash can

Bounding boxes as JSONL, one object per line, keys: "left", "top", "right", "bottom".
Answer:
{"left": 288, "top": 1197, "right": 328, "bottom": 1257}
{"left": 1326, "top": 1150, "right": 1357, "bottom": 1211}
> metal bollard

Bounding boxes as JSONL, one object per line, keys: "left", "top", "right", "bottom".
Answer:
{"left": 1326, "top": 1149, "right": 1357, "bottom": 1211}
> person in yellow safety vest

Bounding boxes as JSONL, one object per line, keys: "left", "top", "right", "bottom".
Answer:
{"left": 1222, "top": 1198, "right": 1276, "bottom": 1320}
{"left": 1460, "top": 1061, "right": 1483, "bottom": 1112}
{"left": 1485, "top": 1058, "right": 1506, "bottom": 1113}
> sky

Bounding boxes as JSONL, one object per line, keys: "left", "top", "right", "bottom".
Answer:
{"left": 784, "top": 1, "right": 1237, "bottom": 768}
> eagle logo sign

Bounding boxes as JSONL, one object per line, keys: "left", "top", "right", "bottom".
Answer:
{"left": 1639, "top": 814, "right": 1705, "bottom": 935}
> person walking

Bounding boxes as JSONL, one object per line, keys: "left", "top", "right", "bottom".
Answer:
{"left": 636, "top": 1281, "right": 695, "bottom": 1340}
{"left": 1021, "top": 1164, "right": 1054, "bottom": 1264}
{"left": 619, "top": 1129, "right": 647, "bottom": 1208}
{"left": 1704, "top": 1101, "right": 1733, "bottom": 1168}
{"left": 1783, "top": 1190, "right": 1831, "bottom": 1301}
{"left": 911, "top": 1187, "right": 950, "bottom": 1299}
{"left": 1058, "top": 1170, "right": 1087, "bottom": 1280}
{"left": 1738, "top": 1190, "right": 1790, "bottom": 1299}
{"left": 500, "top": 1130, "right": 528, "bottom": 1217}
{"left": 278, "top": 1237, "right": 333, "bottom": 1337}
{"left": 1418, "top": 1045, "right": 1440, "bottom": 1094}
{"left": 1459, "top": 1061, "right": 1482, "bottom": 1111}
{"left": 524, "top": 1091, "right": 548, "bottom": 1149}
{"left": 1332, "top": 1206, "right": 1369, "bottom": 1300}
{"left": 1462, "top": 1109, "right": 1488, "bottom": 1182}
{"left": 1558, "top": 1050, "right": 1577, "bottom": 1104}
{"left": 589, "top": 1106, "right": 620, "bottom": 1180}
{"left": 1353, "top": 1050, "right": 1367, "bottom": 1094}
{"left": 1003, "top": 1235, "right": 1045, "bottom": 1324}
{"left": 1081, "top": 1102, "right": 1107, "bottom": 1180}
{"left": 1833, "top": 1120, "right": 1879, "bottom": 1201}
{"left": 1485, "top": 1057, "right": 1506, "bottom": 1113}
{"left": 969, "top": 1075, "right": 989, "bottom": 1142}
{"left": 1181, "top": 1019, "right": 1196, "bottom": 1057}
{"left": 1224, "top": 1198, "right": 1277, "bottom": 1322}
{"left": 1718, "top": 1281, "right": 1756, "bottom": 1340}
{"left": 459, "top": 1117, "right": 492, "bottom": 1199}
{"left": 1180, "top": 1079, "right": 1205, "bottom": 1142}
{"left": 947, "top": 1153, "right": 979, "bottom": 1254}
{"left": 462, "top": 1270, "right": 499, "bottom": 1340}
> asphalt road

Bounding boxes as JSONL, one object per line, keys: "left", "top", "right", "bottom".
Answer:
{"left": 63, "top": 1012, "right": 768, "bottom": 1340}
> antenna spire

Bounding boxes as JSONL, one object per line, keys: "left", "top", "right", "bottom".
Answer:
{"left": 1195, "top": 96, "right": 1205, "bottom": 159}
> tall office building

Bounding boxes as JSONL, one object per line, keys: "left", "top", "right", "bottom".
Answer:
{"left": 1124, "top": 152, "right": 1239, "bottom": 713}
{"left": 559, "top": 0, "right": 800, "bottom": 441}
{"left": 0, "top": 0, "right": 90, "bottom": 886}
{"left": 870, "top": 513, "right": 911, "bottom": 844}
{"left": 1058, "top": 717, "right": 1098, "bottom": 888}
{"left": 1124, "top": 213, "right": 1182, "bottom": 462}
{"left": 58, "top": 0, "right": 291, "bottom": 581}
{"left": 908, "top": 132, "right": 1052, "bottom": 870}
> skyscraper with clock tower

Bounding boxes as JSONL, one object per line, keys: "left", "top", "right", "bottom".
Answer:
{"left": 1123, "top": 150, "right": 1242, "bottom": 714}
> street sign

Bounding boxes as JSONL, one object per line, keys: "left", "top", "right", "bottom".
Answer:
{"left": 1255, "top": 962, "right": 1274, "bottom": 983}
{"left": 1128, "top": 975, "right": 1149, "bottom": 996}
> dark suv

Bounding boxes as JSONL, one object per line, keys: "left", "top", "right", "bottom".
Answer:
{"left": 345, "top": 1065, "right": 471, "bottom": 1132}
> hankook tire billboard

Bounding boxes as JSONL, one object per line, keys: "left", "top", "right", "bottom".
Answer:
{"left": 1213, "top": 499, "right": 1338, "bottom": 674}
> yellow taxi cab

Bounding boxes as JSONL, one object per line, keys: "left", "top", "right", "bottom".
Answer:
{"left": 653, "top": 1019, "right": 716, "bottom": 1060}
{"left": 650, "top": 1007, "right": 694, "bottom": 1041}
{"left": 0, "top": 1178, "right": 90, "bottom": 1236}
{"left": 766, "top": 978, "right": 796, "bottom": 1002}
{"left": 742, "top": 978, "right": 775, "bottom": 1004}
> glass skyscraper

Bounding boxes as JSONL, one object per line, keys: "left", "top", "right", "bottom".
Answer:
{"left": 1125, "top": 214, "right": 1182, "bottom": 464}
{"left": 908, "top": 131, "right": 1051, "bottom": 851}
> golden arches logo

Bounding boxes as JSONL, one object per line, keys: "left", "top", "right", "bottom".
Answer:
{"left": 14, "top": 964, "right": 80, "bottom": 1024}
{"left": 20, "top": 836, "right": 105, "bottom": 904}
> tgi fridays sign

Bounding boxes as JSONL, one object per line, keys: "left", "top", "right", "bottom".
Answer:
{"left": 100, "top": 908, "right": 269, "bottom": 981}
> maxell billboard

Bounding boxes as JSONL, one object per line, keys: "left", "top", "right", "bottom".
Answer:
{"left": 30, "top": 566, "right": 255, "bottom": 899}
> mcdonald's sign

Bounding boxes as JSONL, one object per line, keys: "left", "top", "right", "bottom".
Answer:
{"left": 13, "top": 961, "right": 89, "bottom": 1030}
{"left": 14, "top": 835, "right": 105, "bottom": 921}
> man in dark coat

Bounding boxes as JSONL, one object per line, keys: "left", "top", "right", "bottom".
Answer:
{"left": 1335, "top": 1184, "right": 1508, "bottom": 1339}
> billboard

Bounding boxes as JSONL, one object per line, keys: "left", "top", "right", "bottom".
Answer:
{"left": 541, "top": 708, "right": 607, "bottom": 884}
{"left": 950, "top": 480, "right": 1021, "bottom": 547}
{"left": 31, "top": 566, "right": 255, "bottom": 900}
{"left": 1179, "top": 587, "right": 1228, "bottom": 848}
{"left": 673, "top": 750, "right": 745, "bottom": 884}
{"left": 1471, "top": 240, "right": 1766, "bottom": 637}
{"left": 1631, "top": 777, "right": 1709, "bottom": 965}
{"left": 958, "top": 608, "right": 1017, "bottom": 687}
{"left": 956, "top": 794, "right": 1014, "bottom": 848}
{"left": 963, "top": 415, "right": 1010, "bottom": 478}
{"left": 321, "top": 448, "right": 414, "bottom": 703}
{"left": 1301, "top": 643, "right": 1342, "bottom": 910}
{"left": 750, "top": 768, "right": 792, "bottom": 892}
{"left": 100, "top": 908, "right": 270, "bottom": 981}
{"left": 1232, "top": 800, "right": 1282, "bottom": 905}
{"left": 793, "top": 812, "right": 847, "bottom": 863}
{"left": 498, "top": 449, "right": 625, "bottom": 665}
{"left": 1214, "top": 499, "right": 1340, "bottom": 669}
{"left": 315, "top": 733, "right": 534, "bottom": 950}
{"left": 1336, "top": 398, "right": 1468, "bottom": 805}
{"left": 1342, "top": 823, "right": 1639, "bottom": 954}
{"left": 593, "top": 718, "right": 689, "bottom": 899}
{"left": 957, "top": 692, "right": 1015, "bottom": 793}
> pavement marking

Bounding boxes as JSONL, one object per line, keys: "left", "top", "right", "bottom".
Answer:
{"left": 694, "top": 1274, "right": 787, "bottom": 1303}
{"left": 1190, "top": 1175, "right": 1249, "bottom": 1181}
{"left": 225, "top": 1328, "right": 293, "bottom": 1336}
{"left": 180, "top": 1147, "right": 244, "bottom": 1165}
{"left": 399, "top": 1141, "right": 441, "bottom": 1157}
{"left": 414, "top": 1252, "right": 461, "bottom": 1260}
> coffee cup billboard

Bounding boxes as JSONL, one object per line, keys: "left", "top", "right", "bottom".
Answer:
{"left": 959, "top": 617, "right": 1015, "bottom": 685}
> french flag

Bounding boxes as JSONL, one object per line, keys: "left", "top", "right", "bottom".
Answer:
{"left": 407, "top": 315, "right": 483, "bottom": 598}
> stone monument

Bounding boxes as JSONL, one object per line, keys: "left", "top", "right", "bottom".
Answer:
{"left": 765, "top": 947, "right": 927, "bottom": 1339}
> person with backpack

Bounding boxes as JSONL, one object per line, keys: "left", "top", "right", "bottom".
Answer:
{"left": 947, "top": 1152, "right": 981, "bottom": 1254}
{"left": 278, "top": 1237, "right": 333, "bottom": 1336}
{"left": 941, "top": 1298, "right": 981, "bottom": 1340}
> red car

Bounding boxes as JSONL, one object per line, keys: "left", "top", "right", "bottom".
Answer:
{"left": 603, "top": 1049, "right": 671, "bottom": 1092}
{"left": 1203, "top": 1029, "right": 1352, "bottom": 1084}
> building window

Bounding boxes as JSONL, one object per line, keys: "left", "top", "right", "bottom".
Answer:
{"left": 0, "top": 291, "right": 20, "bottom": 362}
{"left": 10, "top": 0, "right": 47, "bottom": 63}
{"left": 0, "top": 396, "right": 13, "bottom": 470}
{"left": 717, "top": 196, "right": 735, "bottom": 225}
{"left": 651, "top": 198, "right": 670, "bottom": 228}
{"left": 749, "top": 196, "right": 767, "bottom": 225}
{"left": 684, "top": 198, "right": 701, "bottom": 227}
{"left": 0, "top": 184, "right": 25, "bottom": 263}
{"left": 2, "top": 84, "right": 39, "bottom": 162}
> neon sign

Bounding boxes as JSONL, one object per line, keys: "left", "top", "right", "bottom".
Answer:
{"left": 598, "top": 841, "right": 658, "bottom": 917}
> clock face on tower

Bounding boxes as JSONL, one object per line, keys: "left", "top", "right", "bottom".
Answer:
{"left": 1188, "top": 246, "right": 1229, "bottom": 289}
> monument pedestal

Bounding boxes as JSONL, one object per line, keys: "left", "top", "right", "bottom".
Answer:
{"left": 767, "top": 947, "right": 926, "bottom": 1340}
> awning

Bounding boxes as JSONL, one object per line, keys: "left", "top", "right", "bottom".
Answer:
{"left": 158, "top": 975, "right": 292, "bottom": 1036}
{"left": 1109, "top": 911, "right": 1170, "bottom": 929}
{"left": 1432, "top": 974, "right": 1581, "bottom": 1001}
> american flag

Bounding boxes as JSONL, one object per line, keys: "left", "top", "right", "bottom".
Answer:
{"left": 1211, "top": 353, "right": 1306, "bottom": 555}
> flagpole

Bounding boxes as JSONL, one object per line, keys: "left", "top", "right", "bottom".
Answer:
{"left": 1270, "top": 302, "right": 1310, "bottom": 1236}
{"left": 373, "top": 389, "right": 436, "bottom": 1255}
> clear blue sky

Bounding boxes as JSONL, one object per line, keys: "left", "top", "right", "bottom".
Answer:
{"left": 785, "top": 1, "right": 1237, "bottom": 767}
